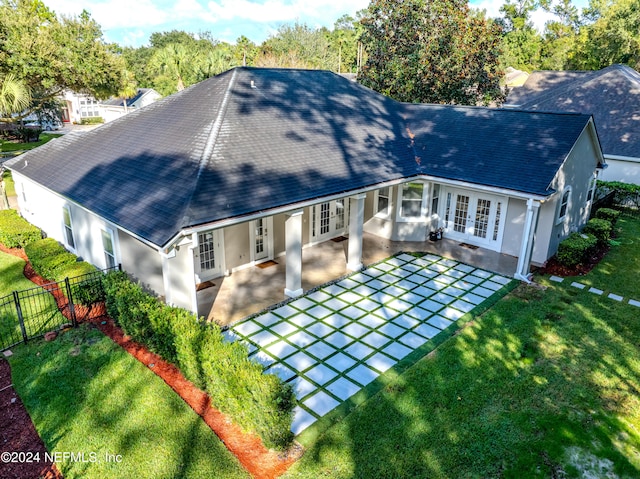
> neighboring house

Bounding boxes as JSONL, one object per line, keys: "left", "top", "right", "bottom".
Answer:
{"left": 505, "top": 64, "right": 640, "bottom": 184}
{"left": 99, "top": 88, "right": 162, "bottom": 123}
{"left": 7, "top": 67, "right": 605, "bottom": 314}
{"left": 60, "top": 89, "right": 161, "bottom": 124}
{"left": 504, "top": 67, "right": 529, "bottom": 88}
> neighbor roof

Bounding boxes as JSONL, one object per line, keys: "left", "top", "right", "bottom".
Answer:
{"left": 7, "top": 67, "right": 595, "bottom": 248}
{"left": 506, "top": 64, "right": 640, "bottom": 158}
{"left": 101, "top": 88, "right": 157, "bottom": 108}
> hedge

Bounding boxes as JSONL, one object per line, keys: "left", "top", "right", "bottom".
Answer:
{"left": 24, "top": 238, "right": 96, "bottom": 283}
{"left": 0, "top": 209, "right": 42, "bottom": 248}
{"left": 583, "top": 218, "right": 612, "bottom": 245}
{"left": 594, "top": 207, "right": 621, "bottom": 225}
{"left": 556, "top": 232, "right": 598, "bottom": 267}
{"left": 102, "top": 271, "right": 295, "bottom": 450}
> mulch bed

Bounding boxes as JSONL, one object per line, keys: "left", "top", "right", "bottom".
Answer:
{"left": 0, "top": 243, "right": 301, "bottom": 479}
{"left": 537, "top": 244, "right": 610, "bottom": 277}
{"left": 0, "top": 359, "right": 62, "bottom": 479}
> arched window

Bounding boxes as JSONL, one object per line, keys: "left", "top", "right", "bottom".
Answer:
{"left": 557, "top": 187, "right": 571, "bottom": 223}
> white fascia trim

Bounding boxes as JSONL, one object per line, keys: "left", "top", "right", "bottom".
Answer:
{"left": 172, "top": 175, "right": 550, "bottom": 249}
{"left": 604, "top": 154, "right": 640, "bottom": 164}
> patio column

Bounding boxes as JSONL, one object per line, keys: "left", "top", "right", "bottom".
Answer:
{"left": 515, "top": 198, "right": 540, "bottom": 282}
{"left": 284, "top": 209, "right": 304, "bottom": 298}
{"left": 347, "top": 193, "right": 367, "bottom": 271}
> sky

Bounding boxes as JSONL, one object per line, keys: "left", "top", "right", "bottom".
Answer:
{"left": 41, "top": 0, "right": 588, "bottom": 48}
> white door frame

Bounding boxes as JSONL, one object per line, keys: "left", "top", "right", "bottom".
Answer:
{"left": 441, "top": 187, "right": 506, "bottom": 251}
{"left": 250, "top": 216, "right": 274, "bottom": 264}
{"left": 194, "top": 229, "right": 223, "bottom": 282}
{"left": 310, "top": 198, "right": 349, "bottom": 243}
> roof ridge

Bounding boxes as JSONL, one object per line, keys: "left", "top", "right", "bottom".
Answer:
{"left": 178, "top": 68, "right": 238, "bottom": 232}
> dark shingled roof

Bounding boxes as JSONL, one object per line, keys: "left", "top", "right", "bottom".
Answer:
{"left": 7, "top": 67, "right": 594, "bottom": 248}
{"left": 506, "top": 64, "right": 640, "bottom": 159}
{"left": 100, "top": 88, "right": 157, "bottom": 108}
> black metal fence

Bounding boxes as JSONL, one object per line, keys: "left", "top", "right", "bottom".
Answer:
{"left": 0, "top": 266, "right": 118, "bottom": 352}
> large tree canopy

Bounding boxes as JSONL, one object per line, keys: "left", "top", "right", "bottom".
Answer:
{"left": 0, "top": 0, "right": 128, "bottom": 120}
{"left": 358, "top": 0, "right": 505, "bottom": 105}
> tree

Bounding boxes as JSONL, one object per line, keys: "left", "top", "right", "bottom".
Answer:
{"left": 497, "top": 0, "right": 543, "bottom": 71}
{"left": 570, "top": 0, "right": 640, "bottom": 70}
{"left": 258, "top": 22, "right": 332, "bottom": 69}
{"left": 358, "top": 0, "right": 505, "bottom": 106}
{"left": 0, "top": 73, "right": 30, "bottom": 121}
{"left": 0, "top": 0, "right": 128, "bottom": 119}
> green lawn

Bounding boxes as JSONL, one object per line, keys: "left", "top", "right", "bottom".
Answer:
{"left": 0, "top": 251, "right": 66, "bottom": 349}
{"left": 8, "top": 325, "right": 249, "bottom": 479}
{"left": 2, "top": 169, "right": 16, "bottom": 197}
{"left": 282, "top": 218, "right": 640, "bottom": 478}
{"left": 0, "top": 132, "right": 62, "bottom": 152}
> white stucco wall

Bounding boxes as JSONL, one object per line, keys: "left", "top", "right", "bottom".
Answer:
{"left": 599, "top": 156, "right": 640, "bottom": 185}
{"left": 12, "top": 171, "right": 165, "bottom": 295}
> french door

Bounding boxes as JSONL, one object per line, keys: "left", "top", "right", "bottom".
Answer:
{"left": 311, "top": 199, "right": 348, "bottom": 242}
{"left": 251, "top": 217, "right": 273, "bottom": 263}
{"left": 195, "top": 230, "right": 222, "bottom": 281}
{"left": 443, "top": 189, "right": 505, "bottom": 250}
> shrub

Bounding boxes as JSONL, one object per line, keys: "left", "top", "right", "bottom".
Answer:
{"left": 72, "top": 276, "right": 106, "bottom": 306}
{"left": 583, "top": 218, "right": 612, "bottom": 245}
{"left": 594, "top": 207, "right": 621, "bottom": 225}
{"left": 556, "top": 232, "right": 598, "bottom": 267}
{"left": 79, "top": 117, "right": 104, "bottom": 125}
{"left": 101, "top": 270, "right": 295, "bottom": 450}
{"left": 24, "top": 238, "right": 77, "bottom": 280}
{"left": 0, "top": 210, "right": 41, "bottom": 248}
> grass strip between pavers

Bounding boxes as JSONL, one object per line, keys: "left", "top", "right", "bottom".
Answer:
{"left": 294, "top": 280, "right": 518, "bottom": 445}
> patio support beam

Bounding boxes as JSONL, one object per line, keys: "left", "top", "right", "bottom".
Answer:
{"left": 284, "top": 209, "right": 304, "bottom": 298}
{"left": 515, "top": 198, "right": 540, "bottom": 282}
{"left": 347, "top": 193, "right": 367, "bottom": 271}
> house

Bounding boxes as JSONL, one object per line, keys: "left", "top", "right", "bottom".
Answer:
{"left": 505, "top": 64, "right": 640, "bottom": 184}
{"left": 60, "top": 88, "right": 161, "bottom": 124}
{"left": 99, "top": 88, "right": 162, "bottom": 123}
{"left": 7, "top": 67, "right": 605, "bottom": 315}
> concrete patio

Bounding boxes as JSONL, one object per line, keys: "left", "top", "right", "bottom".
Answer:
{"left": 198, "top": 232, "right": 518, "bottom": 326}
{"left": 227, "top": 252, "right": 514, "bottom": 434}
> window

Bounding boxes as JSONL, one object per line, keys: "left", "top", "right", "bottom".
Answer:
{"left": 400, "top": 182, "right": 424, "bottom": 218}
{"left": 557, "top": 187, "right": 571, "bottom": 223}
{"left": 376, "top": 187, "right": 392, "bottom": 217}
{"left": 101, "top": 228, "right": 116, "bottom": 269}
{"left": 431, "top": 184, "right": 440, "bottom": 216}
{"left": 62, "top": 206, "right": 75, "bottom": 249}
{"left": 79, "top": 96, "right": 100, "bottom": 118}
{"left": 586, "top": 177, "right": 596, "bottom": 202}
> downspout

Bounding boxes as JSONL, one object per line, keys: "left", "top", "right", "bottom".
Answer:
{"left": 515, "top": 198, "right": 540, "bottom": 283}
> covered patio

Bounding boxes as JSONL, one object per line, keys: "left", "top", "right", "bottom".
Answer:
{"left": 198, "top": 232, "right": 518, "bottom": 326}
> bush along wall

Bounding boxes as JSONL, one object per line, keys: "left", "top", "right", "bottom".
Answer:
{"left": 556, "top": 232, "right": 598, "bottom": 267}
{"left": 583, "top": 218, "right": 612, "bottom": 246}
{"left": 24, "top": 238, "right": 96, "bottom": 283}
{"left": 102, "top": 271, "right": 295, "bottom": 450}
{"left": 0, "top": 209, "right": 42, "bottom": 248}
{"left": 594, "top": 207, "right": 621, "bottom": 225}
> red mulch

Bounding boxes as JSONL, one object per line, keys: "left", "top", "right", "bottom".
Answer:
{"left": 537, "top": 244, "right": 610, "bottom": 277}
{"left": 0, "top": 359, "right": 62, "bottom": 479}
{"left": 0, "top": 243, "right": 302, "bottom": 479}
{"left": 89, "top": 318, "right": 302, "bottom": 479}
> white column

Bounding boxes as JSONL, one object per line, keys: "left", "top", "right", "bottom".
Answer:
{"left": 347, "top": 193, "right": 367, "bottom": 271}
{"left": 284, "top": 210, "right": 304, "bottom": 298}
{"left": 515, "top": 198, "right": 540, "bottom": 282}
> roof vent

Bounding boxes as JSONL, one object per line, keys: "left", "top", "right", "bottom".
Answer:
{"left": 250, "top": 80, "right": 256, "bottom": 89}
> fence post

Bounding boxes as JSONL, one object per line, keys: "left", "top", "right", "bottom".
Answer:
{"left": 12, "top": 291, "right": 28, "bottom": 344}
{"left": 64, "top": 278, "right": 78, "bottom": 327}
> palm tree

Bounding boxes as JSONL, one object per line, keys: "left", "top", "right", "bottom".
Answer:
{"left": 151, "top": 43, "right": 190, "bottom": 92}
{"left": 117, "top": 70, "right": 138, "bottom": 114}
{"left": 0, "top": 74, "right": 32, "bottom": 122}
